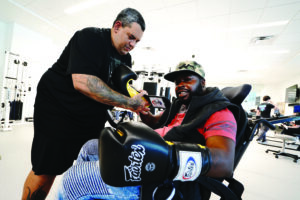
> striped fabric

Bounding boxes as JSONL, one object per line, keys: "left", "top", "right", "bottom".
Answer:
{"left": 56, "top": 139, "right": 140, "bottom": 200}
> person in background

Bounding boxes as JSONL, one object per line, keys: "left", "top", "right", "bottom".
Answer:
{"left": 22, "top": 8, "right": 149, "bottom": 200}
{"left": 256, "top": 95, "right": 278, "bottom": 143}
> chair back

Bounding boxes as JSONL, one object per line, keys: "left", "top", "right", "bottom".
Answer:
{"left": 196, "top": 84, "right": 252, "bottom": 200}
{"left": 142, "top": 84, "right": 253, "bottom": 200}
{"left": 221, "top": 84, "right": 252, "bottom": 169}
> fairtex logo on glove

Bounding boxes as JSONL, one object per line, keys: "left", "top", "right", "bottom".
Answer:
{"left": 124, "top": 144, "right": 145, "bottom": 182}
{"left": 173, "top": 151, "right": 202, "bottom": 182}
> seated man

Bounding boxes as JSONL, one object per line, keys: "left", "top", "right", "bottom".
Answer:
{"left": 56, "top": 61, "right": 237, "bottom": 200}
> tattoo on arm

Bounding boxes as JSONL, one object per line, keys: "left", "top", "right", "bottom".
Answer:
{"left": 86, "top": 76, "right": 131, "bottom": 108}
{"left": 26, "top": 186, "right": 47, "bottom": 200}
{"left": 73, "top": 74, "right": 142, "bottom": 111}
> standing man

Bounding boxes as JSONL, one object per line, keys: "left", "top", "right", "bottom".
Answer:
{"left": 22, "top": 8, "right": 149, "bottom": 200}
{"left": 256, "top": 95, "right": 277, "bottom": 143}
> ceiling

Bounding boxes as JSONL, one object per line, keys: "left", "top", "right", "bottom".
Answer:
{"left": 1, "top": 0, "right": 300, "bottom": 86}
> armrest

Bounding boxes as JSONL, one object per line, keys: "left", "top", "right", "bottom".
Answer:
{"left": 196, "top": 176, "right": 241, "bottom": 200}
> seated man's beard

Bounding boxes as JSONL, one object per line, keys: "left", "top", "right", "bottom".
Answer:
{"left": 178, "top": 86, "right": 204, "bottom": 104}
{"left": 178, "top": 98, "right": 190, "bottom": 105}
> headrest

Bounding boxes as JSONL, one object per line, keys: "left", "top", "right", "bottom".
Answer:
{"left": 221, "top": 84, "right": 252, "bottom": 105}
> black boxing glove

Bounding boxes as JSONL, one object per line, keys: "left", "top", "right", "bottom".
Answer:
{"left": 109, "top": 64, "right": 139, "bottom": 97}
{"left": 99, "top": 122, "right": 212, "bottom": 187}
{"left": 99, "top": 122, "right": 173, "bottom": 186}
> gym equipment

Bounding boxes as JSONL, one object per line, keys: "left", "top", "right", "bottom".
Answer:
{"left": 265, "top": 133, "right": 299, "bottom": 162}
{"left": 264, "top": 121, "right": 300, "bottom": 162}
{"left": 1, "top": 51, "right": 31, "bottom": 131}
{"left": 0, "top": 51, "right": 19, "bottom": 131}
{"left": 261, "top": 115, "right": 300, "bottom": 124}
{"left": 252, "top": 115, "right": 300, "bottom": 154}
{"left": 136, "top": 70, "right": 171, "bottom": 113}
{"left": 143, "top": 82, "right": 158, "bottom": 96}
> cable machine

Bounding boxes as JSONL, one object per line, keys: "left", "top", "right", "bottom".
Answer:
{"left": 1, "top": 51, "right": 32, "bottom": 131}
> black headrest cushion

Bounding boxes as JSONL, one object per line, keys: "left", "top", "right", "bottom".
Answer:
{"left": 221, "top": 84, "right": 252, "bottom": 105}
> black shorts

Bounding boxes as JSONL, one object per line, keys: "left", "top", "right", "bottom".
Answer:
{"left": 31, "top": 106, "right": 101, "bottom": 175}
{"left": 31, "top": 101, "right": 101, "bottom": 175}
{"left": 31, "top": 134, "right": 92, "bottom": 175}
{"left": 31, "top": 70, "right": 105, "bottom": 175}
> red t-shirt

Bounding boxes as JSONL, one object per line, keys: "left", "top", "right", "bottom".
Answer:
{"left": 155, "top": 108, "right": 236, "bottom": 142}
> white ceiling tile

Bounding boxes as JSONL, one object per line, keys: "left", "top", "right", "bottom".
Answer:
{"left": 125, "top": 0, "right": 166, "bottom": 13}
{"left": 294, "top": 10, "right": 300, "bottom": 19}
{"left": 251, "top": 26, "right": 286, "bottom": 37}
{"left": 267, "top": 0, "right": 300, "bottom": 7}
{"left": 25, "top": 0, "right": 76, "bottom": 12}
{"left": 259, "top": 2, "right": 300, "bottom": 23}
{"left": 272, "top": 42, "right": 300, "bottom": 55}
{"left": 276, "top": 31, "right": 300, "bottom": 44}
{"left": 282, "top": 19, "right": 300, "bottom": 34}
{"left": 228, "top": 9, "right": 262, "bottom": 28}
{"left": 230, "top": 0, "right": 268, "bottom": 13}
{"left": 162, "top": 0, "right": 194, "bottom": 6}
{"left": 198, "top": 15, "right": 230, "bottom": 31}
{"left": 12, "top": 0, "right": 34, "bottom": 6}
{"left": 163, "top": 1, "right": 198, "bottom": 24}
{"left": 195, "top": 0, "right": 231, "bottom": 18}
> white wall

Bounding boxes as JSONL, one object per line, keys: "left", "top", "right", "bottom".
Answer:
{"left": 0, "top": 21, "right": 13, "bottom": 121}
{"left": 10, "top": 23, "right": 63, "bottom": 84}
{"left": 0, "top": 21, "right": 13, "bottom": 92}
{"left": 0, "top": 20, "right": 63, "bottom": 119}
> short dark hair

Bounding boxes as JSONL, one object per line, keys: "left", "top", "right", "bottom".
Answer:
{"left": 113, "top": 8, "right": 146, "bottom": 31}
{"left": 263, "top": 95, "right": 271, "bottom": 101}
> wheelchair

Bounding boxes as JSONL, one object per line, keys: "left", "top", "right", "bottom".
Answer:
{"left": 105, "top": 84, "right": 275, "bottom": 200}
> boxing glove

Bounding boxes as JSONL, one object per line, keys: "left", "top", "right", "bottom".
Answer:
{"left": 99, "top": 122, "right": 173, "bottom": 186}
{"left": 109, "top": 64, "right": 139, "bottom": 97}
{"left": 170, "top": 142, "right": 211, "bottom": 182}
{"left": 99, "top": 122, "right": 211, "bottom": 187}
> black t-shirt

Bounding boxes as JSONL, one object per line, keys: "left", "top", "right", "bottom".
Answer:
{"left": 37, "top": 27, "right": 131, "bottom": 135}
{"left": 257, "top": 102, "right": 274, "bottom": 118}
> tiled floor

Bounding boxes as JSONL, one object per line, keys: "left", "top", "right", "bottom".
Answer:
{"left": 1, "top": 122, "right": 300, "bottom": 200}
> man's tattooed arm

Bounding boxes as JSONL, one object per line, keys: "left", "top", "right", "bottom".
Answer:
{"left": 26, "top": 186, "right": 47, "bottom": 200}
{"left": 72, "top": 74, "right": 147, "bottom": 112}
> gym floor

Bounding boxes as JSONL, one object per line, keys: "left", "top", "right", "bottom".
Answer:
{"left": 0, "top": 123, "right": 300, "bottom": 200}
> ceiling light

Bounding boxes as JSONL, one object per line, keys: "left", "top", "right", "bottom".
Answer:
{"left": 250, "top": 35, "right": 275, "bottom": 45}
{"left": 226, "top": 20, "right": 289, "bottom": 32}
{"left": 64, "top": 0, "right": 107, "bottom": 14}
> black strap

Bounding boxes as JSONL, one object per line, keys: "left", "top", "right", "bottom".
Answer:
{"left": 222, "top": 177, "right": 244, "bottom": 200}
{"left": 195, "top": 176, "right": 243, "bottom": 200}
